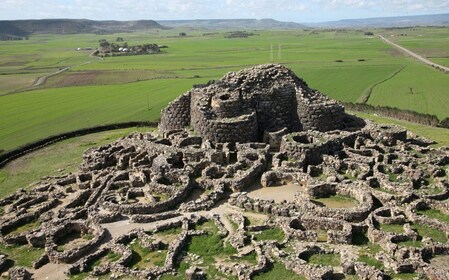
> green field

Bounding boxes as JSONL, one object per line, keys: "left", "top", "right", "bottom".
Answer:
{"left": 0, "top": 127, "right": 153, "bottom": 198}
{"left": 380, "top": 27, "right": 449, "bottom": 67}
{"left": 1, "top": 27, "right": 449, "bottom": 151}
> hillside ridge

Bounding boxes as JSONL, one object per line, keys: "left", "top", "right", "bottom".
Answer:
{"left": 0, "top": 19, "right": 169, "bottom": 37}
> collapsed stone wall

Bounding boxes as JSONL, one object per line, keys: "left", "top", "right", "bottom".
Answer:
{"left": 296, "top": 88, "right": 346, "bottom": 132}
{"left": 159, "top": 92, "right": 191, "bottom": 134}
{"left": 159, "top": 64, "right": 355, "bottom": 143}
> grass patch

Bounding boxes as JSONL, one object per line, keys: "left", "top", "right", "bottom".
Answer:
{"left": 396, "top": 223, "right": 447, "bottom": 248}
{"left": 0, "top": 127, "right": 153, "bottom": 199}
{"left": 253, "top": 262, "right": 306, "bottom": 280}
{"left": 70, "top": 251, "right": 121, "bottom": 279}
{"left": 358, "top": 242, "right": 384, "bottom": 269}
{"left": 4, "top": 219, "right": 40, "bottom": 235}
{"left": 185, "top": 230, "right": 237, "bottom": 279}
{"left": 358, "top": 255, "right": 384, "bottom": 270}
{"left": 0, "top": 244, "right": 44, "bottom": 267}
{"left": 194, "top": 220, "right": 217, "bottom": 234}
{"left": 389, "top": 272, "right": 418, "bottom": 279}
{"left": 412, "top": 224, "right": 447, "bottom": 243}
{"left": 305, "top": 253, "right": 340, "bottom": 267}
{"left": 128, "top": 239, "right": 167, "bottom": 269}
{"left": 159, "top": 261, "right": 190, "bottom": 280}
{"left": 417, "top": 209, "right": 449, "bottom": 224}
{"left": 152, "top": 226, "right": 182, "bottom": 243}
{"left": 379, "top": 223, "right": 405, "bottom": 234}
{"left": 252, "top": 227, "right": 285, "bottom": 242}
{"left": 397, "top": 240, "right": 422, "bottom": 248}
{"left": 2, "top": 28, "right": 448, "bottom": 155}
{"left": 236, "top": 251, "right": 258, "bottom": 265}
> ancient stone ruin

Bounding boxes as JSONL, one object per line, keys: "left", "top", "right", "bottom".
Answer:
{"left": 160, "top": 64, "right": 357, "bottom": 143}
{"left": 1, "top": 64, "right": 449, "bottom": 280}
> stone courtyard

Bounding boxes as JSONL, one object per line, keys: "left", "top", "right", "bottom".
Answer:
{"left": 0, "top": 64, "right": 449, "bottom": 279}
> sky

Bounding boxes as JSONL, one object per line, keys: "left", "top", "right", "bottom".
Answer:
{"left": 1, "top": 0, "right": 449, "bottom": 23}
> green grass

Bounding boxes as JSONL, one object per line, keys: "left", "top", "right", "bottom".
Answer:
{"left": 69, "top": 251, "right": 122, "bottom": 280}
{"left": 235, "top": 251, "right": 258, "bottom": 265}
{"left": 175, "top": 221, "right": 238, "bottom": 279}
{"left": 251, "top": 227, "right": 286, "bottom": 242}
{"left": 1, "top": 28, "right": 449, "bottom": 152}
{"left": 4, "top": 219, "right": 41, "bottom": 235}
{"left": 397, "top": 240, "right": 422, "bottom": 248}
{"left": 417, "top": 209, "right": 449, "bottom": 224}
{"left": 358, "top": 242, "right": 384, "bottom": 269}
{"left": 389, "top": 273, "right": 418, "bottom": 280}
{"left": 368, "top": 63, "right": 449, "bottom": 120}
{"left": 0, "top": 127, "right": 153, "bottom": 199}
{"left": 159, "top": 261, "right": 191, "bottom": 280}
{"left": 396, "top": 223, "right": 447, "bottom": 247}
{"left": 0, "top": 244, "right": 44, "bottom": 267}
{"left": 0, "top": 79, "right": 190, "bottom": 151}
{"left": 379, "top": 224, "right": 405, "bottom": 234}
{"left": 411, "top": 224, "right": 447, "bottom": 243}
{"left": 305, "top": 253, "right": 341, "bottom": 267}
{"left": 128, "top": 239, "right": 167, "bottom": 269}
{"left": 358, "top": 255, "right": 384, "bottom": 270}
{"left": 253, "top": 262, "right": 306, "bottom": 280}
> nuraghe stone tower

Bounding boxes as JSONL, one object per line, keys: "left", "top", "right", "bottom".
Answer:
{"left": 160, "top": 64, "right": 354, "bottom": 143}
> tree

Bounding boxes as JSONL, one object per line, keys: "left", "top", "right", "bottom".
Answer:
{"left": 179, "top": 32, "right": 186, "bottom": 36}
{"left": 116, "top": 37, "right": 124, "bottom": 42}
{"left": 99, "top": 39, "right": 110, "bottom": 48}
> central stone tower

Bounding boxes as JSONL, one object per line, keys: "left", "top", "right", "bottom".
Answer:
{"left": 159, "top": 64, "right": 350, "bottom": 143}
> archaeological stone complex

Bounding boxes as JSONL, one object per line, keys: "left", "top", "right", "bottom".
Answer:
{"left": 0, "top": 64, "right": 449, "bottom": 280}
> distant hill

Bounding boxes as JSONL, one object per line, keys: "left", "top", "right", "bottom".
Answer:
{"left": 307, "top": 13, "right": 449, "bottom": 28}
{"left": 0, "top": 19, "right": 169, "bottom": 38}
{"left": 159, "top": 18, "right": 306, "bottom": 29}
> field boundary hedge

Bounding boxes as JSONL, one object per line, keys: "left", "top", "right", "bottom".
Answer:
{"left": 0, "top": 121, "right": 158, "bottom": 168}
{"left": 343, "top": 102, "right": 447, "bottom": 127}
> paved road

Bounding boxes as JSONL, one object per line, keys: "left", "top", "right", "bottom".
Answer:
{"left": 379, "top": 35, "right": 449, "bottom": 73}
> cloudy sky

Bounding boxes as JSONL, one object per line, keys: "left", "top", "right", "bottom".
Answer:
{"left": 2, "top": 0, "right": 449, "bottom": 22}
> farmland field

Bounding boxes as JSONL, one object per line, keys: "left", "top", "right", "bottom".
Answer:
{"left": 1, "top": 27, "right": 449, "bottom": 151}
{"left": 379, "top": 27, "right": 449, "bottom": 67}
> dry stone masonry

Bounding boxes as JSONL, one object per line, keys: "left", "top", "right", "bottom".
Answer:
{"left": 0, "top": 64, "right": 448, "bottom": 280}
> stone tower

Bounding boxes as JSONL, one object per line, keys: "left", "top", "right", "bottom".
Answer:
{"left": 160, "top": 64, "right": 349, "bottom": 143}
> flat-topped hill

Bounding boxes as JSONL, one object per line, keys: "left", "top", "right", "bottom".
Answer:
{"left": 0, "top": 19, "right": 169, "bottom": 37}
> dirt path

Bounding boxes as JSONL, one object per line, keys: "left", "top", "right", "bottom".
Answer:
{"left": 379, "top": 35, "right": 449, "bottom": 74}
{"left": 31, "top": 61, "right": 92, "bottom": 87}
{"left": 32, "top": 263, "right": 69, "bottom": 280}
{"left": 3, "top": 61, "right": 92, "bottom": 96}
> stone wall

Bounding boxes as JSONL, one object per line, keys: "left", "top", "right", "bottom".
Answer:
{"left": 160, "top": 64, "right": 359, "bottom": 144}
{"left": 159, "top": 92, "right": 191, "bottom": 135}
{"left": 296, "top": 88, "right": 346, "bottom": 132}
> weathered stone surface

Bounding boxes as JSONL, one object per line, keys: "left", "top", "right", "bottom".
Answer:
{"left": 159, "top": 64, "right": 361, "bottom": 143}
{"left": 1, "top": 64, "right": 448, "bottom": 280}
